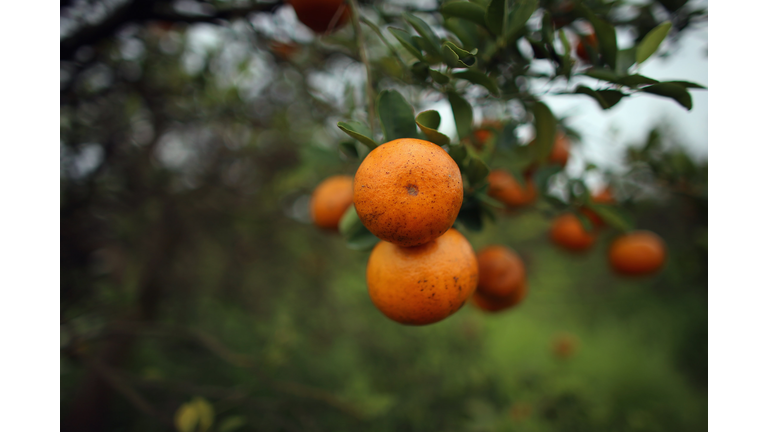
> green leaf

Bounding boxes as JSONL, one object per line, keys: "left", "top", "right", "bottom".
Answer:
{"left": 576, "top": 6, "right": 617, "bottom": 69}
{"left": 506, "top": 0, "right": 538, "bottom": 40}
{"left": 388, "top": 28, "right": 424, "bottom": 61}
{"left": 541, "top": 10, "right": 554, "bottom": 44}
{"left": 531, "top": 101, "right": 557, "bottom": 162}
{"left": 411, "top": 61, "right": 430, "bottom": 81}
{"left": 615, "top": 48, "right": 636, "bottom": 76}
{"left": 665, "top": 80, "right": 707, "bottom": 89}
{"left": 415, "top": 110, "right": 451, "bottom": 145}
{"left": 441, "top": 2, "right": 488, "bottom": 27}
{"left": 583, "top": 68, "right": 619, "bottom": 82}
{"left": 616, "top": 75, "right": 659, "bottom": 87}
{"left": 442, "top": 41, "right": 477, "bottom": 67}
{"left": 403, "top": 13, "right": 442, "bottom": 57}
{"left": 573, "top": 85, "right": 625, "bottom": 109}
{"left": 532, "top": 164, "right": 562, "bottom": 192}
{"left": 447, "top": 91, "right": 474, "bottom": 140}
{"left": 429, "top": 69, "right": 450, "bottom": 84}
{"left": 636, "top": 21, "right": 672, "bottom": 65}
{"left": 640, "top": 82, "right": 693, "bottom": 110}
{"left": 573, "top": 210, "right": 595, "bottom": 232}
{"left": 339, "top": 141, "right": 359, "bottom": 159}
{"left": 485, "top": 0, "right": 505, "bottom": 35}
{"left": 218, "top": 416, "right": 247, "bottom": 432}
{"left": 452, "top": 70, "right": 500, "bottom": 96}
{"left": 465, "top": 156, "right": 490, "bottom": 185}
{"left": 444, "top": 17, "right": 481, "bottom": 50}
{"left": 557, "top": 29, "right": 572, "bottom": 78}
{"left": 583, "top": 203, "right": 634, "bottom": 231}
{"left": 376, "top": 90, "right": 418, "bottom": 141}
{"left": 448, "top": 143, "right": 468, "bottom": 166}
{"left": 337, "top": 121, "right": 378, "bottom": 150}
{"left": 339, "top": 205, "right": 380, "bottom": 251}
{"left": 175, "top": 398, "right": 215, "bottom": 432}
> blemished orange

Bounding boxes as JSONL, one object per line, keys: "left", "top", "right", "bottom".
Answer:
{"left": 609, "top": 230, "right": 666, "bottom": 276}
{"left": 582, "top": 188, "right": 615, "bottom": 228}
{"left": 288, "top": 0, "right": 350, "bottom": 34}
{"left": 548, "top": 131, "right": 571, "bottom": 167}
{"left": 576, "top": 33, "right": 598, "bottom": 62}
{"left": 487, "top": 170, "right": 537, "bottom": 207}
{"left": 310, "top": 175, "right": 353, "bottom": 230}
{"left": 476, "top": 245, "right": 526, "bottom": 298}
{"left": 550, "top": 213, "right": 596, "bottom": 251}
{"left": 353, "top": 138, "right": 463, "bottom": 247}
{"left": 472, "top": 282, "right": 528, "bottom": 313}
{"left": 367, "top": 229, "right": 478, "bottom": 326}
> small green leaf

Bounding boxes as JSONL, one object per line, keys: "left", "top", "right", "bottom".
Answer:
{"left": 339, "top": 141, "right": 359, "bottom": 159}
{"left": 447, "top": 91, "right": 474, "bottom": 140}
{"left": 616, "top": 75, "right": 659, "bottom": 87}
{"left": 337, "top": 121, "right": 378, "bottom": 150}
{"left": 576, "top": 5, "right": 617, "bottom": 69}
{"left": 583, "top": 203, "right": 634, "bottom": 231}
{"left": 411, "top": 61, "right": 430, "bottom": 81}
{"left": 444, "top": 17, "right": 481, "bottom": 50}
{"left": 429, "top": 69, "right": 450, "bottom": 84}
{"left": 442, "top": 41, "right": 477, "bottom": 67}
{"left": 573, "top": 85, "right": 625, "bottom": 109}
{"left": 441, "top": 2, "right": 487, "bottom": 27}
{"left": 218, "top": 416, "right": 247, "bottom": 432}
{"left": 583, "top": 68, "right": 619, "bottom": 82}
{"left": 485, "top": 0, "right": 505, "bottom": 35}
{"left": 403, "top": 13, "right": 442, "bottom": 57}
{"left": 615, "top": 47, "right": 636, "bottom": 76}
{"left": 636, "top": 21, "right": 672, "bottom": 65}
{"left": 557, "top": 29, "right": 572, "bottom": 78}
{"left": 640, "top": 82, "right": 693, "bottom": 110}
{"left": 339, "top": 205, "right": 380, "bottom": 251}
{"left": 506, "top": 0, "right": 538, "bottom": 40}
{"left": 465, "top": 156, "right": 490, "bottom": 185}
{"left": 376, "top": 90, "right": 418, "bottom": 141}
{"left": 388, "top": 28, "right": 424, "bottom": 61}
{"left": 532, "top": 164, "right": 562, "bottom": 192}
{"left": 531, "top": 101, "right": 557, "bottom": 162}
{"left": 665, "top": 80, "right": 707, "bottom": 89}
{"left": 415, "top": 110, "right": 451, "bottom": 145}
{"left": 448, "top": 143, "right": 468, "bottom": 166}
{"left": 452, "top": 70, "right": 500, "bottom": 96}
{"left": 541, "top": 10, "right": 554, "bottom": 44}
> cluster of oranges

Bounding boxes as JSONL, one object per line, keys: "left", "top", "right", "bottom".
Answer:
{"left": 310, "top": 130, "right": 666, "bottom": 325}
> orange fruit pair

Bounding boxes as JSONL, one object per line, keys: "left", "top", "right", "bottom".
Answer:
{"left": 472, "top": 245, "right": 528, "bottom": 313}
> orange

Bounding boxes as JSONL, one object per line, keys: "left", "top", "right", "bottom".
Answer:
{"left": 310, "top": 175, "right": 354, "bottom": 230}
{"left": 476, "top": 245, "right": 526, "bottom": 298}
{"left": 550, "top": 213, "right": 596, "bottom": 251}
{"left": 353, "top": 138, "right": 463, "bottom": 247}
{"left": 548, "top": 131, "right": 570, "bottom": 167}
{"left": 608, "top": 230, "right": 666, "bottom": 276}
{"left": 576, "top": 33, "right": 598, "bottom": 62}
{"left": 472, "top": 282, "right": 528, "bottom": 313}
{"left": 288, "top": 0, "right": 350, "bottom": 34}
{"left": 472, "top": 120, "right": 503, "bottom": 148}
{"left": 552, "top": 333, "right": 579, "bottom": 359}
{"left": 487, "top": 170, "right": 537, "bottom": 207}
{"left": 582, "top": 188, "right": 615, "bottom": 228}
{"left": 367, "top": 229, "right": 478, "bottom": 325}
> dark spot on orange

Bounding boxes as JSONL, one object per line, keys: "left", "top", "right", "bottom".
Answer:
{"left": 406, "top": 184, "right": 419, "bottom": 196}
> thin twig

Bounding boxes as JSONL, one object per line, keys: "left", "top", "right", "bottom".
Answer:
{"left": 348, "top": 0, "right": 377, "bottom": 133}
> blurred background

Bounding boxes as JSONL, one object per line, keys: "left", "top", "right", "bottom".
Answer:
{"left": 60, "top": 0, "right": 707, "bottom": 431}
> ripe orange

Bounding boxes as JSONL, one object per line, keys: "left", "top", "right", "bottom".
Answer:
{"left": 487, "top": 170, "right": 537, "bottom": 207}
{"left": 288, "top": 0, "right": 350, "bottom": 34}
{"left": 310, "top": 175, "right": 354, "bottom": 230}
{"left": 367, "top": 229, "right": 478, "bottom": 325}
{"left": 472, "top": 282, "right": 528, "bottom": 313}
{"left": 550, "top": 213, "right": 596, "bottom": 251}
{"left": 353, "top": 138, "right": 463, "bottom": 247}
{"left": 476, "top": 245, "right": 526, "bottom": 298}
{"left": 582, "top": 188, "right": 615, "bottom": 228}
{"left": 608, "top": 230, "right": 666, "bottom": 276}
{"left": 472, "top": 121, "right": 503, "bottom": 148}
{"left": 548, "top": 131, "right": 571, "bottom": 167}
{"left": 576, "top": 33, "right": 598, "bottom": 62}
{"left": 552, "top": 333, "right": 579, "bottom": 359}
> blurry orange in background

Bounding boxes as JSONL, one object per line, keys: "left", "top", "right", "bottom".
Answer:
{"left": 287, "top": 0, "right": 350, "bottom": 34}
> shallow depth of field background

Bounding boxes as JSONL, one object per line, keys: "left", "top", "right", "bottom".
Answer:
{"left": 60, "top": 1, "right": 707, "bottom": 431}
